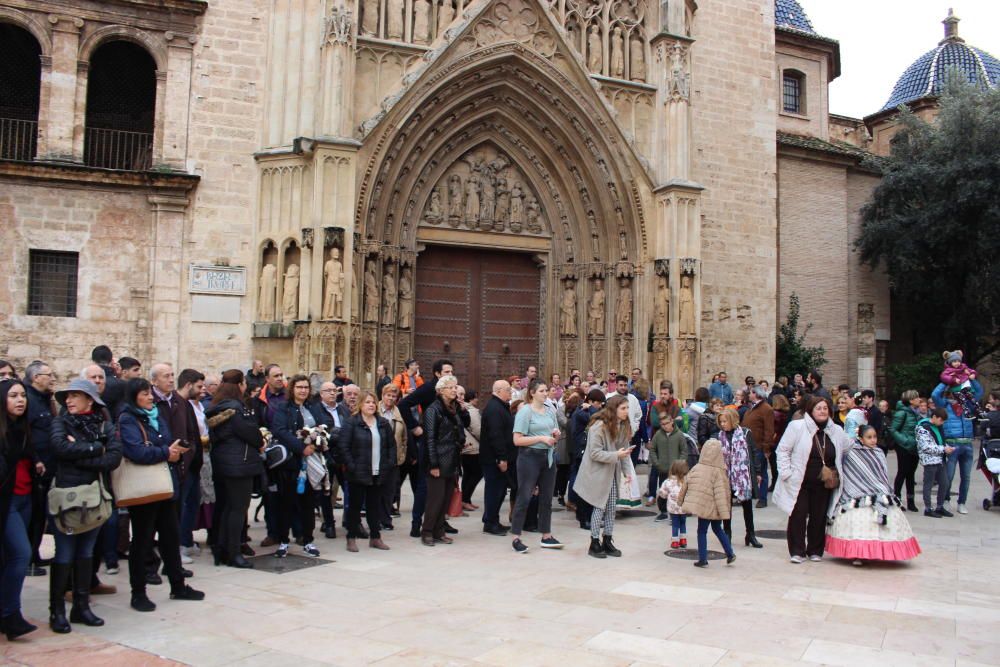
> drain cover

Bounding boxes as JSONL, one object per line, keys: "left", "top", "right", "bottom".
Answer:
{"left": 247, "top": 553, "right": 334, "bottom": 574}
{"left": 664, "top": 549, "right": 725, "bottom": 560}
{"left": 616, "top": 509, "right": 657, "bottom": 518}
{"left": 755, "top": 529, "right": 787, "bottom": 540}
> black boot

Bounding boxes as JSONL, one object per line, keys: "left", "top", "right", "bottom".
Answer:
{"left": 2, "top": 610, "right": 38, "bottom": 640}
{"left": 745, "top": 533, "right": 763, "bottom": 548}
{"left": 588, "top": 538, "right": 606, "bottom": 559}
{"left": 49, "top": 562, "right": 72, "bottom": 633}
{"left": 70, "top": 559, "right": 104, "bottom": 627}
{"left": 602, "top": 535, "right": 622, "bottom": 557}
{"left": 907, "top": 496, "right": 919, "bottom": 513}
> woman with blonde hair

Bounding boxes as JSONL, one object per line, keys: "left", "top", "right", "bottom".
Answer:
{"left": 716, "top": 408, "right": 762, "bottom": 548}
{"left": 419, "top": 376, "right": 466, "bottom": 547}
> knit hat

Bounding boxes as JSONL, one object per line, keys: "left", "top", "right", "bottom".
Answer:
{"left": 943, "top": 350, "right": 963, "bottom": 364}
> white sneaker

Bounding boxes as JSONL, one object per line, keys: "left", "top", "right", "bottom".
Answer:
{"left": 790, "top": 555, "right": 805, "bottom": 564}
{"left": 957, "top": 504, "right": 968, "bottom": 514}
{"left": 809, "top": 555, "right": 822, "bottom": 562}
{"left": 180, "top": 545, "right": 198, "bottom": 559}
{"left": 180, "top": 550, "right": 193, "bottom": 564}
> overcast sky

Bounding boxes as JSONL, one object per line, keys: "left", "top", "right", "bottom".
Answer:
{"left": 796, "top": 0, "right": 1000, "bottom": 118}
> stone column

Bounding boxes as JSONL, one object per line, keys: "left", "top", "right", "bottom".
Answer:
{"left": 43, "top": 15, "right": 83, "bottom": 162}
{"left": 147, "top": 194, "right": 190, "bottom": 364}
{"left": 320, "top": 4, "right": 356, "bottom": 138}
{"left": 161, "top": 32, "right": 197, "bottom": 170}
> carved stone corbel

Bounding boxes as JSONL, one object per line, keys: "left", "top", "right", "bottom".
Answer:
{"left": 301, "top": 228, "right": 314, "bottom": 249}
{"left": 324, "top": 226, "right": 344, "bottom": 249}
{"left": 680, "top": 257, "right": 698, "bottom": 276}
{"left": 654, "top": 258, "right": 670, "bottom": 277}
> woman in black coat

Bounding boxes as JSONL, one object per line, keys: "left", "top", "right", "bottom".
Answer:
{"left": 206, "top": 371, "right": 263, "bottom": 569}
{"left": 48, "top": 379, "right": 122, "bottom": 633}
{"left": 419, "top": 376, "right": 466, "bottom": 547}
{"left": 336, "top": 391, "right": 395, "bottom": 552}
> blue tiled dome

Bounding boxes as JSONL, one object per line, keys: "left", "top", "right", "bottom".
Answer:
{"left": 880, "top": 14, "right": 1000, "bottom": 111}
{"left": 775, "top": 0, "right": 816, "bottom": 34}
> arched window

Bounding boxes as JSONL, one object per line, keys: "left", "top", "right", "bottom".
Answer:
{"left": 84, "top": 41, "right": 156, "bottom": 170}
{"left": 0, "top": 22, "right": 42, "bottom": 161}
{"left": 782, "top": 69, "right": 806, "bottom": 114}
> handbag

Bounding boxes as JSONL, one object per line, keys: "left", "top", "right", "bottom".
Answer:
{"left": 446, "top": 482, "right": 464, "bottom": 517}
{"left": 112, "top": 420, "right": 175, "bottom": 507}
{"left": 813, "top": 433, "right": 840, "bottom": 490}
{"left": 264, "top": 443, "right": 290, "bottom": 469}
{"left": 48, "top": 478, "right": 113, "bottom": 535}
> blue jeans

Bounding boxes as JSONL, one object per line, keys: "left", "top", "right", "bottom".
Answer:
{"left": 2, "top": 494, "right": 33, "bottom": 616}
{"left": 53, "top": 524, "right": 100, "bottom": 565}
{"left": 697, "top": 517, "right": 734, "bottom": 562}
{"left": 670, "top": 514, "right": 687, "bottom": 538}
{"left": 178, "top": 472, "right": 201, "bottom": 548}
{"left": 945, "top": 441, "right": 974, "bottom": 504}
{"left": 755, "top": 449, "right": 769, "bottom": 500}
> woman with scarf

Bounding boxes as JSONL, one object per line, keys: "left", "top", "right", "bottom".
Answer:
{"left": 716, "top": 408, "right": 762, "bottom": 548}
{"left": 48, "top": 379, "right": 123, "bottom": 633}
{"left": 118, "top": 378, "right": 204, "bottom": 612}
{"left": 826, "top": 425, "right": 920, "bottom": 565}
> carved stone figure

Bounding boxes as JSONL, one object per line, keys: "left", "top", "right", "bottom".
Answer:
{"left": 587, "top": 24, "right": 601, "bottom": 73}
{"left": 387, "top": 0, "right": 404, "bottom": 40}
{"left": 361, "top": 0, "right": 378, "bottom": 36}
{"left": 447, "top": 174, "right": 463, "bottom": 226}
{"left": 560, "top": 280, "right": 577, "bottom": 337}
{"left": 382, "top": 270, "right": 397, "bottom": 325}
{"left": 479, "top": 173, "right": 495, "bottom": 228}
{"left": 618, "top": 229, "right": 628, "bottom": 260}
{"left": 509, "top": 182, "right": 524, "bottom": 232}
{"left": 322, "top": 248, "right": 345, "bottom": 320}
{"left": 258, "top": 263, "right": 276, "bottom": 321}
{"left": 630, "top": 34, "right": 645, "bottom": 82}
{"left": 351, "top": 267, "right": 360, "bottom": 321}
{"left": 282, "top": 263, "right": 300, "bottom": 324}
{"left": 588, "top": 278, "right": 605, "bottom": 337}
{"left": 611, "top": 26, "right": 624, "bottom": 78}
{"left": 425, "top": 186, "right": 443, "bottom": 224}
{"left": 525, "top": 196, "right": 542, "bottom": 234}
{"left": 437, "top": 0, "right": 455, "bottom": 38}
{"left": 398, "top": 266, "right": 413, "bottom": 329}
{"left": 494, "top": 177, "right": 510, "bottom": 230}
{"left": 654, "top": 277, "right": 669, "bottom": 336}
{"left": 463, "top": 172, "right": 480, "bottom": 227}
{"left": 587, "top": 211, "right": 600, "bottom": 260}
{"left": 615, "top": 277, "right": 633, "bottom": 336}
{"left": 679, "top": 273, "right": 696, "bottom": 336}
{"left": 413, "top": 0, "right": 431, "bottom": 44}
{"left": 363, "top": 260, "right": 379, "bottom": 322}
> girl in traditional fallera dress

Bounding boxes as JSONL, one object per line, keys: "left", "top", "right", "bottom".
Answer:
{"left": 825, "top": 425, "right": 921, "bottom": 566}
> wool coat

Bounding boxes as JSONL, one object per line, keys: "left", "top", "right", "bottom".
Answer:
{"left": 772, "top": 414, "right": 848, "bottom": 517}
{"left": 678, "top": 440, "right": 731, "bottom": 520}
{"left": 572, "top": 420, "right": 636, "bottom": 509}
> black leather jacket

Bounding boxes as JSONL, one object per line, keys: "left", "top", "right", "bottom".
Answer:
{"left": 336, "top": 414, "right": 396, "bottom": 485}
{"left": 421, "top": 398, "right": 467, "bottom": 478}
{"left": 50, "top": 413, "right": 123, "bottom": 489}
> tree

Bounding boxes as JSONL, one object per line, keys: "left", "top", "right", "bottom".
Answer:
{"left": 855, "top": 79, "right": 1000, "bottom": 365}
{"left": 776, "top": 293, "right": 826, "bottom": 381}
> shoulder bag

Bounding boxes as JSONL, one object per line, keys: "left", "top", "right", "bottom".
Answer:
{"left": 813, "top": 432, "right": 840, "bottom": 490}
{"left": 112, "top": 420, "right": 175, "bottom": 507}
{"left": 48, "top": 476, "right": 113, "bottom": 535}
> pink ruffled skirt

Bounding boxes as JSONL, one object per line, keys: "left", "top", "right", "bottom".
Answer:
{"left": 825, "top": 504, "right": 921, "bottom": 561}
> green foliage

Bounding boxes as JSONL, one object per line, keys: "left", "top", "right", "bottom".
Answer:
{"left": 855, "top": 78, "right": 1000, "bottom": 365}
{"left": 776, "top": 293, "right": 827, "bottom": 380}
{"left": 886, "top": 353, "right": 941, "bottom": 400}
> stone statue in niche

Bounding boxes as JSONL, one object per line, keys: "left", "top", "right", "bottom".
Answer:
{"left": 382, "top": 269, "right": 397, "bottom": 325}
{"left": 588, "top": 278, "right": 606, "bottom": 337}
{"left": 509, "top": 182, "right": 524, "bottom": 232}
{"left": 463, "top": 171, "right": 480, "bottom": 228}
{"left": 322, "top": 247, "right": 345, "bottom": 320}
{"left": 424, "top": 186, "right": 443, "bottom": 225}
{"left": 611, "top": 26, "right": 624, "bottom": 78}
{"left": 258, "top": 263, "right": 276, "bottom": 321}
{"left": 447, "top": 174, "right": 463, "bottom": 226}
{"left": 654, "top": 276, "right": 669, "bottom": 336}
{"left": 351, "top": 267, "right": 360, "bottom": 321}
{"left": 413, "top": 0, "right": 431, "bottom": 44}
{"left": 437, "top": 0, "right": 455, "bottom": 38}
{"left": 587, "top": 211, "right": 600, "bottom": 260}
{"left": 363, "top": 260, "right": 379, "bottom": 322}
{"left": 560, "top": 280, "right": 577, "bottom": 337}
{"left": 587, "top": 24, "right": 601, "bottom": 73}
{"left": 494, "top": 177, "right": 510, "bottom": 230}
{"left": 525, "top": 196, "right": 542, "bottom": 234}
{"left": 615, "top": 277, "right": 633, "bottom": 336}
{"left": 398, "top": 266, "right": 414, "bottom": 329}
{"left": 679, "top": 273, "right": 696, "bottom": 336}
{"left": 387, "top": 0, "right": 404, "bottom": 40}
{"left": 618, "top": 229, "right": 628, "bottom": 260}
{"left": 282, "top": 264, "right": 299, "bottom": 324}
{"left": 630, "top": 34, "right": 645, "bottom": 82}
{"left": 479, "top": 172, "right": 496, "bottom": 229}
{"left": 361, "top": 0, "right": 378, "bottom": 35}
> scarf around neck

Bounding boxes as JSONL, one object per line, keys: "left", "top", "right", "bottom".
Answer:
{"left": 719, "top": 428, "right": 752, "bottom": 502}
{"left": 839, "top": 439, "right": 895, "bottom": 523}
{"left": 65, "top": 411, "right": 105, "bottom": 443}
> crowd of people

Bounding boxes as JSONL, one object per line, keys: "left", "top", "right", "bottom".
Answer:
{"left": 0, "top": 348, "right": 997, "bottom": 639}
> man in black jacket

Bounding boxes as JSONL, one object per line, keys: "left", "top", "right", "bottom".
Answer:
{"left": 315, "top": 381, "right": 352, "bottom": 538}
{"left": 91, "top": 346, "right": 124, "bottom": 417}
{"left": 479, "top": 380, "right": 514, "bottom": 535}
{"left": 25, "top": 360, "right": 55, "bottom": 577}
{"left": 397, "top": 359, "right": 453, "bottom": 537}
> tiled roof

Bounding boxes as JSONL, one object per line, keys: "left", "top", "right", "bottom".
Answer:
{"left": 881, "top": 41, "right": 1000, "bottom": 111}
{"left": 775, "top": 0, "right": 816, "bottom": 34}
{"left": 777, "top": 131, "right": 885, "bottom": 172}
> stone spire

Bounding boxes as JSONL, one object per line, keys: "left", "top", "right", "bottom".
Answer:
{"left": 940, "top": 8, "right": 964, "bottom": 45}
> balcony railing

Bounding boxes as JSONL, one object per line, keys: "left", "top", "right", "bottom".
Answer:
{"left": 84, "top": 126, "right": 152, "bottom": 171}
{"left": 0, "top": 117, "right": 38, "bottom": 161}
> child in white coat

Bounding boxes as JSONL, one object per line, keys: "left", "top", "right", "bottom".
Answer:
{"left": 658, "top": 459, "right": 689, "bottom": 550}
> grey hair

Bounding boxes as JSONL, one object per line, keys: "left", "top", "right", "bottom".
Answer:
{"left": 24, "top": 360, "right": 49, "bottom": 384}
{"left": 436, "top": 374, "right": 458, "bottom": 392}
{"left": 751, "top": 385, "right": 768, "bottom": 401}
{"left": 901, "top": 389, "right": 919, "bottom": 403}
{"left": 80, "top": 364, "right": 105, "bottom": 380}
{"left": 149, "top": 362, "right": 172, "bottom": 380}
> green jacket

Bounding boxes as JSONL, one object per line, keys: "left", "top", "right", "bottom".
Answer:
{"left": 649, "top": 428, "right": 686, "bottom": 475}
{"left": 890, "top": 401, "right": 920, "bottom": 452}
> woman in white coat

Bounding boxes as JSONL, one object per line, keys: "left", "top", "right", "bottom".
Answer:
{"left": 773, "top": 396, "right": 848, "bottom": 563}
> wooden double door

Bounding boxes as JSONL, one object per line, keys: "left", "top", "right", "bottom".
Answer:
{"left": 413, "top": 245, "right": 540, "bottom": 397}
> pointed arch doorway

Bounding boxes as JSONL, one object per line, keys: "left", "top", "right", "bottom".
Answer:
{"left": 413, "top": 244, "right": 541, "bottom": 397}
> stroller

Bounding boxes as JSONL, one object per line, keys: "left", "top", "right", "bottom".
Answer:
{"left": 977, "top": 438, "right": 1000, "bottom": 511}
